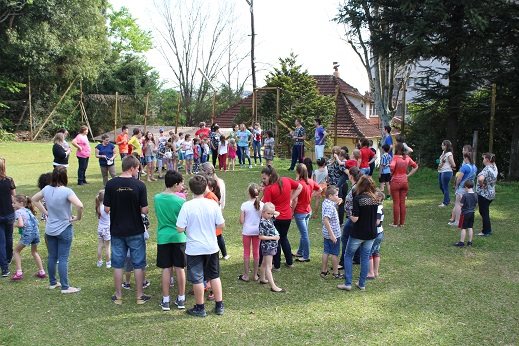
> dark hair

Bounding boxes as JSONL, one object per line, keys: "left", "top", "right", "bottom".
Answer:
{"left": 394, "top": 142, "right": 407, "bottom": 158}
{"left": 101, "top": 134, "right": 109, "bottom": 141}
{"left": 37, "top": 172, "right": 52, "bottom": 190}
{"left": 207, "top": 177, "right": 221, "bottom": 200}
{"left": 122, "top": 125, "right": 128, "bottom": 131}
{"left": 315, "top": 118, "right": 321, "bottom": 125}
{"left": 295, "top": 118, "right": 302, "bottom": 125}
{"left": 341, "top": 146, "right": 349, "bottom": 154}
{"left": 464, "top": 179, "right": 474, "bottom": 189}
{"left": 193, "top": 138, "right": 200, "bottom": 145}
{"left": 133, "top": 128, "right": 141, "bottom": 135}
{"left": 189, "top": 175, "right": 207, "bottom": 195}
{"left": 79, "top": 125, "right": 88, "bottom": 134}
{"left": 368, "top": 139, "right": 373, "bottom": 146}
{"left": 248, "top": 183, "right": 261, "bottom": 210}
{"left": 348, "top": 166, "right": 362, "bottom": 183}
{"left": 442, "top": 140, "right": 453, "bottom": 153}
{"left": 184, "top": 134, "right": 191, "bottom": 140}
{"left": 212, "top": 124, "right": 220, "bottom": 131}
{"left": 303, "top": 158, "right": 313, "bottom": 178}
{"left": 463, "top": 144, "right": 472, "bottom": 153}
{"left": 316, "top": 157, "right": 326, "bottom": 167}
{"left": 384, "top": 125, "right": 392, "bottom": 134}
{"left": 95, "top": 189, "right": 104, "bottom": 219}
{"left": 14, "top": 195, "right": 36, "bottom": 215}
{"left": 395, "top": 134, "right": 404, "bottom": 143}
{"left": 325, "top": 185, "right": 338, "bottom": 198}
{"left": 296, "top": 163, "right": 309, "bottom": 183}
{"left": 261, "top": 165, "right": 282, "bottom": 189}
{"left": 463, "top": 152, "right": 473, "bottom": 164}
{"left": 51, "top": 166, "right": 68, "bottom": 187}
{"left": 482, "top": 152, "right": 496, "bottom": 163}
{"left": 57, "top": 128, "right": 67, "bottom": 134}
{"left": 165, "top": 170, "right": 183, "bottom": 188}
{"left": 122, "top": 155, "right": 140, "bottom": 172}
{"left": 355, "top": 175, "right": 376, "bottom": 198}
{"left": 220, "top": 135, "right": 226, "bottom": 143}
{"left": 265, "top": 130, "right": 274, "bottom": 138}
{"left": 382, "top": 144, "right": 390, "bottom": 153}
{"left": 339, "top": 149, "right": 347, "bottom": 159}
{"left": 361, "top": 138, "right": 369, "bottom": 147}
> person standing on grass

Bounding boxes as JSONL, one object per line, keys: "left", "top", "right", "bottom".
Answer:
{"left": 218, "top": 135, "right": 228, "bottom": 171}
{"left": 263, "top": 130, "right": 275, "bottom": 167}
{"left": 449, "top": 149, "right": 477, "bottom": 226}
{"left": 199, "top": 162, "right": 227, "bottom": 211}
{"left": 195, "top": 122, "right": 210, "bottom": 141}
{"left": 227, "top": 138, "right": 237, "bottom": 171}
{"left": 289, "top": 119, "right": 306, "bottom": 171}
{"left": 258, "top": 202, "right": 284, "bottom": 293}
{"left": 52, "top": 132, "right": 71, "bottom": 169}
{"left": 476, "top": 152, "right": 498, "bottom": 237}
{"left": 128, "top": 128, "right": 143, "bottom": 177}
{"left": 176, "top": 175, "right": 226, "bottom": 317}
{"left": 437, "top": 140, "right": 456, "bottom": 207}
{"left": 239, "top": 183, "right": 263, "bottom": 282}
{"left": 382, "top": 125, "right": 393, "bottom": 156}
{"left": 0, "top": 157, "right": 16, "bottom": 277}
{"left": 314, "top": 118, "right": 327, "bottom": 160}
{"left": 379, "top": 144, "right": 392, "bottom": 200}
{"left": 320, "top": 186, "right": 343, "bottom": 280}
{"left": 156, "top": 128, "right": 168, "bottom": 179}
{"left": 252, "top": 122, "right": 263, "bottom": 166}
{"left": 359, "top": 138, "right": 375, "bottom": 175}
{"left": 454, "top": 180, "right": 478, "bottom": 247}
{"left": 367, "top": 190, "right": 385, "bottom": 279}
{"left": 95, "top": 134, "right": 117, "bottom": 186}
{"left": 32, "top": 166, "right": 84, "bottom": 293}
{"left": 71, "top": 125, "right": 91, "bottom": 185}
{"left": 339, "top": 166, "right": 362, "bottom": 269}
{"left": 236, "top": 123, "right": 252, "bottom": 168}
{"left": 311, "top": 157, "right": 328, "bottom": 219}
{"left": 116, "top": 125, "right": 129, "bottom": 160}
{"left": 155, "top": 170, "right": 187, "bottom": 311}
{"left": 209, "top": 124, "right": 221, "bottom": 167}
{"left": 95, "top": 190, "right": 111, "bottom": 269}
{"left": 143, "top": 131, "right": 157, "bottom": 182}
{"left": 104, "top": 155, "right": 150, "bottom": 305}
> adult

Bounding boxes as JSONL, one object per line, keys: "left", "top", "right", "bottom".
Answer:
{"left": 337, "top": 175, "right": 378, "bottom": 291}
{"left": 252, "top": 122, "right": 263, "bottom": 166}
{"left": 236, "top": 123, "right": 252, "bottom": 168}
{"left": 95, "top": 134, "right": 117, "bottom": 186}
{"left": 359, "top": 138, "right": 375, "bottom": 175}
{"left": 199, "top": 162, "right": 226, "bottom": 210}
{"left": 32, "top": 166, "right": 84, "bottom": 293}
{"left": 116, "top": 125, "right": 129, "bottom": 160}
{"left": 476, "top": 153, "right": 498, "bottom": 236}
{"left": 449, "top": 148, "right": 477, "bottom": 226}
{"left": 195, "top": 122, "right": 210, "bottom": 141}
{"left": 314, "top": 118, "right": 327, "bottom": 160}
{"left": 228, "top": 124, "right": 242, "bottom": 164}
{"left": 104, "top": 155, "right": 150, "bottom": 304}
{"left": 382, "top": 125, "right": 393, "bottom": 156}
{"left": 260, "top": 165, "right": 302, "bottom": 270}
{"left": 339, "top": 166, "right": 362, "bottom": 268}
{"left": 293, "top": 164, "right": 321, "bottom": 262}
{"left": 389, "top": 143, "right": 419, "bottom": 227}
{"left": 0, "top": 157, "right": 16, "bottom": 277}
{"left": 52, "top": 132, "right": 71, "bottom": 168}
{"left": 289, "top": 119, "right": 306, "bottom": 171}
{"left": 71, "top": 125, "right": 91, "bottom": 185}
{"left": 57, "top": 128, "right": 71, "bottom": 151}
{"left": 209, "top": 124, "right": 221, "bottom": 167}
{"left": 437, "top": 140, "right": 456, "bottom": 207}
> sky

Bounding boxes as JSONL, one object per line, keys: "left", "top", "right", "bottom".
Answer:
{"left": 109, "top": 0, "right": 370, "bottom": 94}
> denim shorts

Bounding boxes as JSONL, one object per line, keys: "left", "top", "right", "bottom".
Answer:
{"left": 186, "top": 252, "right": 220, "bottom": 284}
{"left": 111, "top": 234, "right": 146, "bottom": 270}
{"left": 323, "top": 237, "right": 340, "bottom": 256}
{"left": 370, "top": 231, "right": 384, "bottom": 257}
{"left": 184, "top": 154, "right": 193, "bottom": 161}
{"left": 145, "top": 156, "right": 155, "bottom": 163}
{"left": 20, "top": 232, "right": 40, "bottom": 246}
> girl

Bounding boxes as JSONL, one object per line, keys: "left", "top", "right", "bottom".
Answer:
{"left": 263, "top": 130, "right": 275, "bottom": 166}
{"left": 437, "top": 139, "right": 456, "bottom": 207}
{"left": 312, "top": 157, "right": 328, "bottom": 218}
{"left": 205, "top": 178, "right": 230, "bottom": 260}
{"left": 11, "top": 195, "right": 46, "bottom": 280}
{"left": 182, "top": 134, "right": 194, "bottom": 175}
{"left": 252, "top": 122, "right": 263, "bottom": 166}
{"left": 218, "top": 135, "right": 228, "bottom": 171}
{"left": 238, "top": 183, "right": 263, "bottom": 282}
{"left": 227, "top": 138, "right": 237, "bottom": 171}
{"left": 143, "top": 131, "right": 157, "bottom": 181}
{"left": 95, "top": 190, "right": 111, "bottom": 268}
{"left": 193, "top": 138, "right": 201, "bottom": 174}
{"left": 259, "top": 202, "right": 284, "bottom": 292}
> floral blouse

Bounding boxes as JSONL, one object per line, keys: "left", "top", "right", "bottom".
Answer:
{"left": 476, "top": 164, "right": 498, "bottom": 200}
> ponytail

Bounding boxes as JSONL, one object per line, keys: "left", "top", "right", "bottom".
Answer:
{"left": 14, "top": 195, "right": 36, "bottom": 215}
{"left": 248, "top": 183, "right": 261, "bottom": 210}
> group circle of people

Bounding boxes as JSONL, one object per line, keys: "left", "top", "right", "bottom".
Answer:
{"left": 0, "top": 120, "right": 499, "bottom": 316}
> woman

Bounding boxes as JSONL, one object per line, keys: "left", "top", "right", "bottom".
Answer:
{"left": 52, "top": 132, "right": 71, "bottom": 168}
{"left": 95, "top": 134, "right": 117, "bottom": 186}
{"left": 293, "top": 164, "right": 321, "bottom": 262}
{"left": 389, "top": 143, "right": 419, "bottom": 227}
{"left": 143, "top": 131, "right": 157, "bottom": 181}
{"left": 32, "top": 166, "right": 83, "bottom": 293}
{"left": 339, "top": 166, "right": 362, "bottom": 268}
{"left": 261, "top": 165, "right": 302, "bottom": 270}
{"left": 209, "top": 124, "right": 221, "bottom": 167}
{"left": 449, "top": 148, "right": 477, "bottom": 226}
{"left": 71, "top": 125, "right": 91, "bottom": 185}
{"left": 437, "top": 140, "right": 456, "bottom": 207}
{"left": 0, "top": 157, "right": 16, "bottom": 277}
{"left": 476, "top": 153, "right": 498, "bottom": 236}
{"left": 236, "top": 123, "right": 252, "bottom": 168}
{"left": 337, "top": 175, "right": 378, "bottom": 291}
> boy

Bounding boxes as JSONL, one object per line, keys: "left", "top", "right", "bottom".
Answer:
{"left": 379, "top": 144, "right": 392, "bottom": 199}
{"left": 454, "top": 180, "right": 478, "bottom": 247}
{"left": 155, "top": 170, "right": 187, "bottom": 311}
{"left": 368, "top": 190, "right": 385, "bottom": 279}
{"left": 176, "top": 175, "right": 225, "bottom": 317}
{"left": 320, "top": 186, "right": 343, "bottom": 279}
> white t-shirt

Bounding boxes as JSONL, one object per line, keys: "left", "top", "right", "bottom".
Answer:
{"left": 176, "top": 197, "right": 225, "bottom": 256}
{"left": 183, "top": 141, "right": 193, "bottom": 155}
{"left": 438, "top": 151, "right": 454, "bottom": 172}
{"left": 98, "top": 203, "right": 110, "bottom": 230}
{"left": 240, "top": 199, "right": 263, "bottom": 236}
{"left": 218, "top": 141, "right": 228, "bottom": 155}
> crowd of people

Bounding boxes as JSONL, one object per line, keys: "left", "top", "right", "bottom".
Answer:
{"left": 0, "top": 121, "right": 499, "bottom": 317}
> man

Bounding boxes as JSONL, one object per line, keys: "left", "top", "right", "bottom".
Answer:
{"left": 116, "top": 125, "right": 129, "bottom": 160}
{"left": 289, "top": 119, "right": 306, "bottom": 171}
{"left": 383, "top": 125, "right": 393, "bottom": 157}
{"left": 104, "top": 155, "right": 150, "bottom": 305}
{"left": 195, "top": 122, "right": 210, "bottom": 141}
{"left": 314, "top": 118, "right": 327, "bottom": 160}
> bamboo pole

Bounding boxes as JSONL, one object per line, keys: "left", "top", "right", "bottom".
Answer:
{"left": 334, "top": 81, "right": 339, "bottom": 145}
{"left": 175, "top": 95, "right": 181, "bottom": 134}
{"left": 33, "top": 79, "right": 76, "bottom": 140}
{"left": 28, "top": 74, "right": 33, "bottom": 140}
{"left": 489, "top": 83, "right": 496, "bottom": 153}
{"left": 114, "top": 92, "right": 118, "bottom": 142}
{"left": 212, "top": 92, "right": 216, "bottom": 125}
{"left": 275, "top": 87, "right": 280, "bottom": 158}
{"left": 144, "top": 92, "right": 149, "bottom": 133}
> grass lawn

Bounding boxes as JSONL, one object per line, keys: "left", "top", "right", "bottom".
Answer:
{"left": 0, "top": 141, "right": 518, "bottom": 345}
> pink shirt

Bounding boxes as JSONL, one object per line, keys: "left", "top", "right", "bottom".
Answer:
{"left": 74, "top": 134, "right": 91, "bottom": 158}
{"left": 390, "top": 155, "right": 417, "bottom": 184}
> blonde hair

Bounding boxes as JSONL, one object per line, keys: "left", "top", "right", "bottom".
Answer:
{"left": 0, "top": 157, "right": 6, "bottom": 179}
{"left": 53, "top": 132, "right": 65, "bottom": 144}
{"left": 262, "top": 202, "right": 276, "bottom": 213}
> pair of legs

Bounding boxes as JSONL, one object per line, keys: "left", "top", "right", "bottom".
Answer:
{"left": 272, "top": 219, "right": 293, "bottom": 269}
{"left": 146, "top": 158, "right": 156, "bottom": 181}
{"left": 156, "top": 159, "right": 164, "bottom": 178}
{"left": 184, "top": 158, "right": 193, "bottom": 175}
{"left": 46, "top": 225, "right": 74, "bottom": 290}
{"left": 260, "top": 254, "right": 283, "bottom": 292}
{"left": 339, "top": 219, "right": 359, "bottom": 267}
{"left": 478, "top": 195, "right": 493, "bottom": 235}
{"left": 13, "top": 242, "right": 45, "bottom": 276}
{"left": 238, "top": 146, "right": 251, "bottom": 166}
{"left": 315, "top": 145, "right": 325, "bottom": 160}
{"left": 187, "top": 252, "right": 223, "bottom": 309}
{"left": 100, "top": 165, "right": 116, "bottom": 186}
{"left": 77, "top": 157, "right": 89, "bottom": 184}
{"left": 111, "top": 234, "right": 147, "bottom": 301}
{"left": 343, "top": 236, "right": 375, "bottom": 289}
{"left": 0, "top": 214, "right": 14, "bottom": 274}
{"left": 322, "top": 238, "right": 341, "bottom": 276}
{"left": 438, "top": 171, "right": 453, "bottom": 205}
{"left": 322, "top": 253, "right": 339, "bottom": 275}
{"left": 228, "top": 157, "right": 236, "bottom": 170}
{"left": 97, "top": 239, "right": 111, "bottom": 264}
{"left": 367, "top": 232, "right": 384, "bottom": 278}
{"left": 294, "top": 213, "right": 310, "bottom": 260}
{"left": 450, "top": 193, "right": 463, "bottom": 223}
{"left": 242, "top": 235, "right": 259, "bottom": 281}
{"left": 289, "top": 144, "right": 304, "bottom": 170}
{"left": 218, "top": 154, "right": 227, "bottom": 170}
{"left": 217, "top": 234, "right": 228, "bottom": 258}
{"left": 390, "top": 181, "right": 409, "bottom": 226}
{"left": 157, "top": 242, "right": 187, "bottom": 307}
{"left": 252, "top": 141, "right": 262, "bottom": 164}
{"left": 211, "top": 148, "right": 218, "bottom": 167}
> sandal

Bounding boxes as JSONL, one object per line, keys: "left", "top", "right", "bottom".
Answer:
{"left": 238, "top": 274, "right": 249, "bottom": 282}
{"left": 320, "top": 271, "right": 329, "bottom": 278}
{"left": 332, "top": 273, "right": 344, "bottom": 279}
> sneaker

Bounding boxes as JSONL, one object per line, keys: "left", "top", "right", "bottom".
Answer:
{"left": 97, "top": 260, "right": 103, "bottom": 268}
{"left": 355, "top": 282, "right": 366, "bottom": 291}
{"left": 61, "top": 287, "right": 81, "bottom": 294}
{"left": 122, "top": 282, "right": 131, "bottom": 290}
{"left": 223, "top": 255, "right": 231, "bottom": 260}
{"left": 337, "top": 284, "right": 352, "bottom": 291}
{"left": 467, "top": 241, "right": 473, "bottom": 246}
{"left": 106, "top": 261, "right": 111, "bottom": 268}
{"left": 143, "top": 280, "right": 151, "bottom": 289}
{"left": 36, "top": 271, "right": 47, "bottom": 279}
{"left": 438, "top": 203, "right": 447, "bottom": 207}
{"left": 248, "top": 165, "right": 252, "bottom": 169}
{"left": 174, "top": 297, "right": 185, "bottom": 309}
{"left": 159, "top": 299, "right": 171, "bottom": 311}
{"left": 1, "top": 270, "right": 10, "bottom": 277}
{"left": 11, "top": 272, "right": 23, "bottom": 281}
{"left": 454, "top": 241, "right": 465, "bottom": 247}
{"left": 49, "top": 282, "right": 62, "bottom": 289}
{"left": 214, "top": 303, "right": 224, "bottom": 315}
{"left": 447, "top": 221, "right": 457, "bottom": 226}
{"left": 111, "top": 295, "right": 123, "bottom": 305}
{"left": 136, "top": 294, "right": 152, "bottom": 304}
{"left": 187, "top": 306, "right": 207, "bottom": 317}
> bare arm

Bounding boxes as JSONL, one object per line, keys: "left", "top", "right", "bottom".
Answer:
{"left": 407, "top": 165, "right": 419, "bottom": 178}
{"left": 350, "top": 215, "right": 359, "bottom": 223}
{"left": 71, "top": 138, "right": 81, "bottom": 150}
{"left": 448, "top": 155, "right": 456, "bottom": 170}
{"left": 16, "top": 215, "right": 24, "bottom": 228}
{"left": 239, "top": 210, "right": 245, "bottom": 225}
{"left": 323, "top": 217, "right": 337, "bottom": 243}
{"left": 31, "top": 191, "right": 48, "bottom": 217}
{"left": 141, "top": 206, "right": 149, "bottom": 215}
{"left": 68, "top": 194, "right": 84, "bottom": 222}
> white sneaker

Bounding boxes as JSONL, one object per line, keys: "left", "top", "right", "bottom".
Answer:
{"left": 106, "top": 261, "right": 111, "bottom": 268}
{"left": 223, "top": 255, "right": 231, "bottom": 260}
{"left": 447, "top": 221, "right": 457, "bottom": 226}
{"left": 97, "top": 260, "right": 103, "bottom": 268}
{"left": 49, "top": 282, "right": 62, "bottom": 289}
{"left": 249, "top": 165, "right": 252, "bottom": 169}
{"left": 61, "top": 287, "right": 81, "bottom": 294}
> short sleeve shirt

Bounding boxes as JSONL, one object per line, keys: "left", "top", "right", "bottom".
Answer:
{"left": 237, "top": 130, "right": 252, "bottom": 147}
{"left": 380, "top": 153, "right": 392, "bottom": 174}
{"left": 15, "top": 208, "right": 39, "bottom": 235}
{"left": 262, "top": 177, "right": 300, "bottom": 220}
{"left": 460, "top": 192, "right": 478, "bottom": 214}
{"left": 259, "top": 218, "right": 279, "bottom": 252}
{"left": 0, "top": 177, "right": 16, "bottom": 216}
{"left": 74, "top": 134, "right": 91, "bottom": 158}
{"left": 293, "top": 126, "right": 305, "bottom": 145}
{"left": 240, "top": 200, "right": 263, "bottom": 236}
{"left": 155, "top": 193, "right": 186, "bottom": 244}
{"left": 128, "top": 136, "right": 142, "bottom": 156}
{"left": 351, "top": 193, "right": 379, "bottom": 240}
{"left": 321, "top": 199, "right": 340, "bottom": 239}
{"left": 315, "top": 126, "right": 325, "bottom": 145}
{"left": 42, "top": 185, "right": 75, "bottom": 236}
{"left": 95, "top": 143, "right": 115, "bottom": 166}
{"left": 116, "top": 133, "right": 128, "bottom": 154}
{"left": 476, "top": 165, "right": 498, "bottom": 200}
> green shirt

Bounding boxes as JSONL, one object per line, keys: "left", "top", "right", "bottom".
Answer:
{"left": 154, "top": 192, "right": 186, "bottom": 244}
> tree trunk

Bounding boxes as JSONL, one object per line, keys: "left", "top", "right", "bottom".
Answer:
{"left": 508, "top": 117, "right": 519, "bottom": 180}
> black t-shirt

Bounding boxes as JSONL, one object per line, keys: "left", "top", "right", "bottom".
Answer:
{"left": 104, "top": 177, "right": 148, "bottom": 237}
{"left": 0, "top": 177, "right": 15, "bottom": 216}
{"left": 351, "top": 193, "right": 379, "bottom": 240}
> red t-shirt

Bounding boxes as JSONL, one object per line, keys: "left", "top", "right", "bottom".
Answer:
{"left": 390, "top": 155, "right": 417, "bottom": 184}
{"left": 262, "top": 177, "right": 300, "bottom": 220}
{"left": 294, "top": 179, "right": 320, "bottom": 214}
{"left": 345, "top": 159, "right": 358, "bottom": 169}
{"left": 360, "top": 147, "right": 374, "bottom": 168}
{"left": 195, "top": 128, "right": 210, "bottom": 140}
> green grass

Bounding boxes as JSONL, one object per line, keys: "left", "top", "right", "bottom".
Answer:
{"left": 0, "top": 141, "right": 518, "bottom": 345}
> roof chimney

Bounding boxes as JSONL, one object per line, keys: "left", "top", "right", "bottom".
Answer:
{"left": 333, "top": 62, "right": 340, "bottom": 78}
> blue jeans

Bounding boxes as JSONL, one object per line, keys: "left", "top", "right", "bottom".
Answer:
{"left": 289, "top": 144, "right": 304, "bottom": 170}
{"left": 294, "top": 213, "right": 311, "bottom": 259}
{"left": 340, "top": 219, "right": 359, "bottom": 265}
{"left": 438, "top": 171, "right": 453, "bottom": 205}
{"left": 344, "top": 236, "right": 375, "bottom": 288}
{"left": 77, "top": 157, "right": 89, "bottom": 184}
{"left": 252, "top": 141, "right": 262, "bottom": 164}
{"left": 360, "top": 167, "right": 371, "bottom": 175}
{"left": 238, "top": 146, "right": 251, "bottom": 165}
{"left": 111, "top": 234, "right": 147, "bottom": 270}
{"left": 0, "top": 213, "right": 14, "bottom": 272}
{"left": 46, "top": 225, "right": 73, "bottom": 289}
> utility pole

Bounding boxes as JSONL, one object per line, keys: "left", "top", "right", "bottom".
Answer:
{"left": 246, "top": 0, "right": 257, "bottom": 92}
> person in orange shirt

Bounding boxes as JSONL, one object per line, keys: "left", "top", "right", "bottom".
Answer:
{"left": 116, "top": 126, "right": 129, "bottom": 160}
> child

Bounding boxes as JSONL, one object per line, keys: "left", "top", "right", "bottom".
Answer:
{"left": 454, "top": 180, "right": 478, "bottom": 247}
{"left": 205, "top": 178, "right": 229, "bottom": 260}
{"left": 176, "top": 175, "right": 226, "bottom": 317}
{"left": 201, "top": 138, "right": 210, "bottom": 163}
{"left": 320, "top": 186, "right": 343, "bottom": 279}
{"left": 11, "top": 195, "right": 46, "bottom": 280}
{"left": 263, "top": 130, "right": 275, "bottom": 166}
{"left": 227, "top": 138, "right": 237, "bottom": 171}
{"left": 177, "top": 132, "right": 185, "bottom": 170}
{"left": 193, "top": 138, "right": 201, "bottom": 174}
{"left": 368, "top": 139, "right": 378, "bottom": 176}
{"left": 95, "top": 190, "right": 111, "bottom": 268}
{"left": 182, "top": 134, "right": 194, "bottom": 175}
{"left": 218, "top": 135, "right": 228, "bottom": 171}
{"left": 368, "top": 190, "right": 385, "bottom": 279}
{"left": 311, "top": 157, "right": 328, "bottom": 218}
{"left": 143, "top": 131, "right": 157, "bottom": 181}
{"left": 239, "top": 183, "right": 263, "bottom": 282}
{"left": 258, "top": 202, "right": 284, "bottom": 292}
{"left": 252, "top": 122, "right": 263, "bottom": 166}
{"left": 379, "top": 144, "right": 392, "bottom": 199}
{"left": 122, "top": 214, "right": 151, "bottom": 290}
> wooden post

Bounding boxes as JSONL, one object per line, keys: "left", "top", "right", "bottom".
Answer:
{"left": 472, "top": 130, "right": 478, "bottom": 164}
{"left": 114, "top": 92, "right": 118, "bottom": 142}
{"left": 334, "top": 82, "right": 339, "bottom": 145}
{"left": 401, "top": 80, "right": 407, "bottom": 134}
{"left": 175, "top": 95, "right": 181, "bottom": 134}
{"left": 212, "top": 91, "right": 216, "bottom": 125}
{"left": 275, "top": 88, "right": 280, "bottom": 157}
{"left": 489, "top": 83, "right": 496, "bottom": 153}
{"left": 252, "top": 88, "right": 256, "bottom": 125}
{"left": 28, "top": 74, "right": 33, "bottom": 140}
{"left": 144, "top": 92, "right": 150, "bottom": 133}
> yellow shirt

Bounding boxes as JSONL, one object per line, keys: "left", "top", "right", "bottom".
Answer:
{"left": 128, "top": 136, "right": 142, "bottom": 156}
